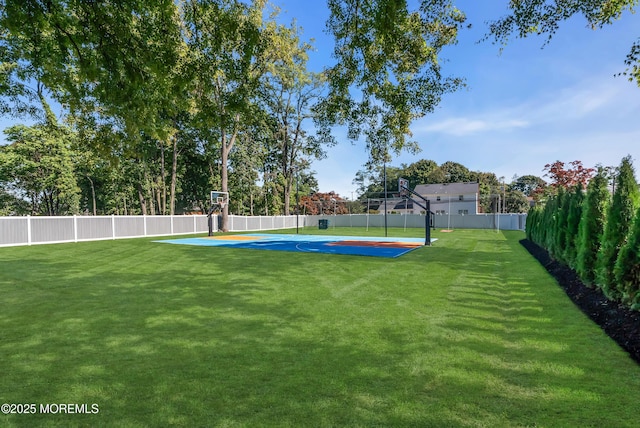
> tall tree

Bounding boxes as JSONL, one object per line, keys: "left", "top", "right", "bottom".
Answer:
{"left": 259, "top": 21, "right": 332, "bottom": 215}
{"left": 597, "top": 155, "right": 640, "bottom": 299}
{"left": 504, "top": 189, "right": 529, "bottom": 213}
{"left": 0, "top": 123, "right": 80, "bottom": 215}
{"left": 184, "top": 0, "right": 272, "bottom": 231}
{"left": 564, "top": 183, "right": 585, "bottom": 269}
{"left": 511, "top": 174, "right": 547, "bottom": 197}
{"left": 552, "top": 186, "right": 571, "bottom": 263}
{"left": 319, "top": 0, "right": 466, "bottom": 165}
{"left": 440, "top": 161, "right": 472, "bottom": 182}
{"left": 614, "top": 205, "right": 640, "bottom": 309}
{"left": 402, "top": 159, "right": 438, "bottom": 187}
{"left": 576, "top": 167, "right": 610, "bottom": 285}
{"left": 1, "top": 1, "right": 193, "bottom": 216}
{"left": 543, "top": 160, "right": 595, "bottom": 190}
{"left": 475, "top": 171, "right": 500, "bottom": 213}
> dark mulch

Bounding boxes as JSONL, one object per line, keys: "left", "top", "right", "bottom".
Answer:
{"left": 520, "top": 239, "right": 640, "bottom": 365}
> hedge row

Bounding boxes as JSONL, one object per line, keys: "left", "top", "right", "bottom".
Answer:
{"left": 526, "top": 156, "right": 640, "bottom": 311}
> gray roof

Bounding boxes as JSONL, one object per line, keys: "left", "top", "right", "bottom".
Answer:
{"left": 413, "top": 182, "right": 479, "bottom": 196}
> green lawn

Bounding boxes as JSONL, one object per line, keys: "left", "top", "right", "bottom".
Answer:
{"left": 1, "top": 228, "right": 639, "bottom": 427}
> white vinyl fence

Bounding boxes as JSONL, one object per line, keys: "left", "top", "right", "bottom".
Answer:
{"left": 305, "top": 213, "right": 527, "bottom": 231}
{"left": 0, "top": 215, "right": 211, "bottom": 247}
{"left": 0, "top": 213, "right": 525, "bottom": 247}
{"left": 226, "top": 215, "right": 300, "bottom": 232}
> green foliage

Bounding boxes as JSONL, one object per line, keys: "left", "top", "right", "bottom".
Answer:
{"left": 0, "top": 121, "right": 80, "bottom": 215}
{"left": 598, "top": 156, "right": 640, "bottom": 299}
{"left": 542, "top": 194, "right": 557, "bottom": 255}
{"left": 401, "top": 159, "right": 438, "bottom": 188}
{"left": 485, "top": 0, "right": 639, "bottom": 86}
{"left": 622, "top": 38, "right": 640, "bottom": 85}
{"left": 440, "top": 161, "right": 473, "bottom": 182}
{"left": 525, "top": 205, "right": 541, "bottom": 243}
{"left": 1, "top": 0, "right": 186, "bottom": 138}
{"left": 319, "top": 0, "right": 466, "bottom": 164}
{"left": 576, "top": 168, "right": 610, "bottom": 286}
{"left": 258, "top": 21, "right": 332, "bottom": 215}
{"left": 614, "top": 206, "right": 640, "bottom": 309}
{"left": 0, "top": 185, "right": 29, "bottom": 215}
{"left": 564, "top": 183, "right": 585, "bottom": 269}
{"left": 511, "top": 174, "right": 547, "bottom": 197}
{"left": 504, "top": 189, "right": 529, "bottom": 213}
{"left": 551, "top": 187, "right": 571, "bottom": 263}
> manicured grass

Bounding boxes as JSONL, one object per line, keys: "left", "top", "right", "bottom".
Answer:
{"left": 1, "top": 228, "right": 639, "bottom": 427}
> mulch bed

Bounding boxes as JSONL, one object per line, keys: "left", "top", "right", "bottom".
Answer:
{"left": 520, "top": 239, "right": 640, "bottom": 365}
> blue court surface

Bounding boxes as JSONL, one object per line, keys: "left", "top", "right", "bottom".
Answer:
{"left": 155, "top": 233, "right": 436, "bottom": 258}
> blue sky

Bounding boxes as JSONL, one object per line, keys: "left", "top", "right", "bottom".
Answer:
{"left": 276, "top": 1, "right": 640, "bottom": 199}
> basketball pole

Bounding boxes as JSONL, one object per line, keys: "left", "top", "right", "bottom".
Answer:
{"left": 295, "top": 170, "right": 299, "bottom": 234}
{"left": 399, "top": 182, "right": 432, "bottom": 246}
{"left": 366, "top": 198, "right": 370, "bottom": 231}
{"left": 383, "top": 163, "right": 388, "bottom": 237}
{"left": 207, "top": 201, "right": 216, "bottom": 237}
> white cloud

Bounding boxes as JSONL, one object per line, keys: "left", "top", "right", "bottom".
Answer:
{"left": 415, "top": 117, "right": 529, "bottom": 136}
{"left": 414, "top": 72, "right": 639, "bottom": 139}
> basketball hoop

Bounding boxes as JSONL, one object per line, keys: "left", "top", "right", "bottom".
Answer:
{"left": 210, "top": 191, "right": 229, "bottom": 210}
{"left": 398, "top": 178, "right": 409, "bottom": 197}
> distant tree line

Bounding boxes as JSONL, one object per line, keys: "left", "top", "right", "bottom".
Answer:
{"left": 526, "top": 156, "right": 640, "bottom": 311}
{"left": 354, "top": 159, "right": 533, "bottom": 213}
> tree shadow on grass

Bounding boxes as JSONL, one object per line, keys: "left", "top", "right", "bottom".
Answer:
{"left": 2, "top": 236, "right": 640, "bottom": 426}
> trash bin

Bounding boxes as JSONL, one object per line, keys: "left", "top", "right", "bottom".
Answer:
{"left": 319, "top": 219, "right": 329, "bottom": 230}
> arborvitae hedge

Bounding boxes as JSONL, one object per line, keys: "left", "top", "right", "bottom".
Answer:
{"left": 543, "top": 194, "right": 558, "bottom": 256}
{"left": 553, "top": 187, "right": 570, "bottom": 264}
{"left": 614, "top": 205, "right": 640, "bottom": 310}
{"left": 576, "top": 168, "right": 609, "bottom": 286}
{"left": 564, "top": 183, "right": 584, "bottom": 270}
{"left": 525, "top": 206, "right": 538, "bottom": 242}
{"left": 524, "top": 158, "right": 640, "bottom": 311}
{"left": 597, "top": 156, "right": 640, "bottom": 300}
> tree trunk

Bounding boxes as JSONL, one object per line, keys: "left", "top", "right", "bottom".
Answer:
{"left": 160, "top": 143, "right": 166, "bottom": 215}
{"left": 170, "top": 134, "right": 178, "bottom": 216}
{"left": 220, "top": 133, "right": 229, "bottom": 232}
{"left": 155, "top": 178, "right": 162, "bottom": 215}
{"left": 87, "top": 175, "right": 97, "bottom": 215}
{"left": 144, "top": 168, "right": 155, "bottom": 215}
{"left": 137, "top": 183, "right": 147, "bottom": 216}
{"left": 283, "top": 174, "right": 292, "bottom": 216}
{"left": 220, "top": 114, "right": 240, "bottom": 232}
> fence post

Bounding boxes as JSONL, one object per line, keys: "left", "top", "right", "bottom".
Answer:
{"left": 170, "top": 215, "right": 174, "bottom": 235}
{"left": 144, "top": 215, "right": 147, "bottom": 236}
{"left": 112, "top": 215, "right": 116, "bottom": 240}
{"left": 74, "top": 215, "right": 78, "bottom": 243}
{"left": 27, "top": 215, "right": 32, "bottom": 246}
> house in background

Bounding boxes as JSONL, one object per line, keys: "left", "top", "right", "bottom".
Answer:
{"left": 414, "top": 182, "right": 479, "bottom": 215}
{"left": 371, "top": 182, "right": 480, "bottom": 215}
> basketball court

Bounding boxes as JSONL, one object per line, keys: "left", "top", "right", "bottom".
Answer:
{"left": 156, "top": 233, "right": 436, "bottom": 258}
